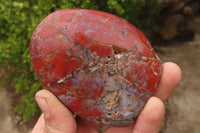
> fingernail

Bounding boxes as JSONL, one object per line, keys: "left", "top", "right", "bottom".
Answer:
{"left": 35, "top": 97, "right": 50, "bottom": 118}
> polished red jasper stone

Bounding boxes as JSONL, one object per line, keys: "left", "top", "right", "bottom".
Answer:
{"left": 30, "top": 9, "right": 162, "bottom": 126}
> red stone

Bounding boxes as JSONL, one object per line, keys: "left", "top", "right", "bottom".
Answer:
{"left": 30, "top": 9, "right": 162, "bottom": 126}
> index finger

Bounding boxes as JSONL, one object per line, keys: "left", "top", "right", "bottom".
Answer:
{"left": 154, "top": 62, "right": 182, "bottom": 101}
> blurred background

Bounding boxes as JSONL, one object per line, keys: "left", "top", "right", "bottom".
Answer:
{"left": 0, "top": 0, "right": 199, "bottom": 133}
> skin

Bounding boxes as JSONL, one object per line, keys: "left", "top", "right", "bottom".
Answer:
{"left": 32, "top": 62, "right": 182, "bottom": 133}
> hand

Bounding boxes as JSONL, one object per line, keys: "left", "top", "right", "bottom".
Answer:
{"left": 32, "top": 62, "right": 182, "bottom": 133}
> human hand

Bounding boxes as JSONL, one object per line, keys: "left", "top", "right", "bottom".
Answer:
{"left": 32, "top": 62, "right": 182, "bottom": 133}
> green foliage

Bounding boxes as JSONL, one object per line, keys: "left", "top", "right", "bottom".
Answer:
{"left": 0, "top": 0, "right": 160, "bottom": 121}
{"left": 105, "top": 0, "right": 160, "bottom": 30}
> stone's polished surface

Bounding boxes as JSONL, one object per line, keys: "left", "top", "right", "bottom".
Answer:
{"left": 30, "top": 9, "right": 162, "bottom": 126}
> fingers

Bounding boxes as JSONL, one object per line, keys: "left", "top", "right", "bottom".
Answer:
{"left": 33, "top": 90, "right": 77, "bottom": 133}
{"left": 32, "top": 114, "right": 45, "bottom": 133}
{"left": 133, "top": 97, "right": 165, "bottom": 133}
{"left": 154, "top": 62, "right": 182, "bottom": 101}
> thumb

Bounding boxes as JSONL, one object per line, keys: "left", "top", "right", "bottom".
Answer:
{"left": 34, "top": 90, "right": 77, "bottom": 133}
